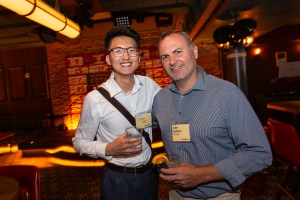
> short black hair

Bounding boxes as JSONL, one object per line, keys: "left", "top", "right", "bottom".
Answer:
{"left": 104, "top": 26, "right": 141, "bottom": 53}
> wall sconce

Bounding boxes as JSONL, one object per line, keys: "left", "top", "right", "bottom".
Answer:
{"left": 0, "top": 0, "right": 81, "bottom": 39}
{"left": 254, "top": 48, "right": 261, "bottom": 55}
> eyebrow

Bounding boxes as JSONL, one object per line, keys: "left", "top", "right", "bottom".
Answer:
{"left": 172, "top": 48, "right": 182, "bottom": 52}
{"left": 111, "top": 46, "right": 136, "bottom": 49}
{"left": 160, "top": 48, "right": 182, "bottom": 56}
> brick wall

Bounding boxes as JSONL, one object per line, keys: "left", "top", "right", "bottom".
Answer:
{"left": 197, "top": 43, "right": 222, "bottom": 78}
{"left": 46, "top": 30, "right": 221, "bottom": 129}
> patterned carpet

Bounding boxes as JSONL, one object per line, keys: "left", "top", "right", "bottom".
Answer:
{"left": 38, "top": 165, "right": 300, "bottom": 200}
{"left": 40, "top": 166, "right": 170, "bottom": 200}
{"left": 40, "top": 167, "right": 102, "bottom": 200}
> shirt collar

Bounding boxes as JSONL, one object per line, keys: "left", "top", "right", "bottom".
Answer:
{"left": 167, "top": 66, "right": 208, "bottom": 94}
{"left": 105, "top": 72, "right": 142, "bottom": 97}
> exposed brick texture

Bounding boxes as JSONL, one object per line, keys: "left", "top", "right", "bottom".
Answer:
{"left": 46, "top": 30, "right": 221, "bottom": 128}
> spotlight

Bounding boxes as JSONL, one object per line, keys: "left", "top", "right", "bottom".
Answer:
{"left": 155, "top": 13, "right": 173, "bottom": 27}
{"left": 38, "top": 27, "right": 56, "bottom": 43}
{"left": 76, "top": 3, "right": 94, "bottom": 28}
{"left": 233, "top": 18, "right": 256, "bottom": 39}
{"left": 243, "top": 36, "right": 254, "bottom": 46}
{"left": 112, "top": 12, "right": 132, "bottom": 26}
{"left": 213, "top": 25, "right": 233, "bottom": 44}
{"left": 134, "top": 11, "right": 146, "bottom": 23}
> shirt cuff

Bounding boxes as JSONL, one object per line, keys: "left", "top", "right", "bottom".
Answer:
{"left": 95, "top": 143, "right": 113, "bottom": 161}
{"left": 215, "top": 159, "right": 246, "bottom": 187}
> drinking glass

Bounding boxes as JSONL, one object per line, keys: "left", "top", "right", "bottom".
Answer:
{"left": 166, "top": 154, "right": 180, "bottom": 168}
{"left": 125, "top": 126, "right": 142, "bottom": 148}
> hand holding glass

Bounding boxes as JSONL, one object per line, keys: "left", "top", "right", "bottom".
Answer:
{"left": 125, "top": 126, "right": 142, "bottom": 148}
{"left": 166, "top": 154, "right": 180, "bottom": 168}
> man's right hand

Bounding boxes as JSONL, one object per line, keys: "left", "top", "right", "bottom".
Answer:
{"left": 105, "top": 132, "right": 142, "bottom": 157}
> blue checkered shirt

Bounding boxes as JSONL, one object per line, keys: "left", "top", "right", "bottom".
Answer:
{"left": 152, "top": 67, "right": 272, "bottom": 199}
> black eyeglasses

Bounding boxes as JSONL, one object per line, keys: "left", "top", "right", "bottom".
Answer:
{"left": 108, "top": 47, "right": 139, "bottom": 57}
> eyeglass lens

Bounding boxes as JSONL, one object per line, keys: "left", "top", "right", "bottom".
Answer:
{"left": 110, "top": 47, "right": 138, "bottom": 57}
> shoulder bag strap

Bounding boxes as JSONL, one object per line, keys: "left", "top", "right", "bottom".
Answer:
{"left": 97, "top": 87, "right": 153, "bottom": 155}
{"left": 97, "top": 87, "right": 136, "bottom": 125}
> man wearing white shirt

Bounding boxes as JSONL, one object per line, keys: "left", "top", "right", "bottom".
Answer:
{"left": 72, "top": 26, "right": 160, "bottom": 200}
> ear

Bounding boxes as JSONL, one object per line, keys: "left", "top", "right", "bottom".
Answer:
{"left": 193, "top": 44, "right": 198, "bottom": 59}
{"left": 106, "top": 55, "right": 111, "bottom": 66}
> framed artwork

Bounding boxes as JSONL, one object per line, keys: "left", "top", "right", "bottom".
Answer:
{"left": 275, "top": 51, "right": 287, "bottom": 67}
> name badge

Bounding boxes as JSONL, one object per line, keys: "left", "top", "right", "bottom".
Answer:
{"left": 172, "top": 124, "right": 190, "bottom": 142}
{"left": 135, "top": 112, "right": 152, "bottom": 129}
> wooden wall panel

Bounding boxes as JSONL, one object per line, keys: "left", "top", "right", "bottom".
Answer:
{"left": 8, "top": 67, "right": 26, "bottom": 100}
{"left": 0, "top": 46, "right": 51, "bottom": 116}
{"left": 27, "top": 64, "right": 48, "bottom": 98}
{"left": 0, "top": 67, "right": 6, "bottom": 101}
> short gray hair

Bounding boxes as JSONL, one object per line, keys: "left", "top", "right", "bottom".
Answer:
{"left": 159, "top": 30, "right": 193, "bottom": 46}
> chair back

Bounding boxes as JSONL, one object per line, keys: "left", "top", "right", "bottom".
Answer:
{"left": 0, "top": 165, "right": 40, "bottom": 200}
{"left": 267, "top": 118, "right": 300, "bottom": 166}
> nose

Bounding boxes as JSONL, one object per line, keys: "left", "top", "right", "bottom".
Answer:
{"left": 168, "top": 54, "right": 176, "bottom": 66}
{"left": 122, "top": 50, "right": 130, "bottom": 59}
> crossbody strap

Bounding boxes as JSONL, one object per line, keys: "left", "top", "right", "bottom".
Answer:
{"left": 98, "top": 87, "right": 136, "bottom": 125}
{"left": 97, "top": 87, "right": 153, "bottom": 154}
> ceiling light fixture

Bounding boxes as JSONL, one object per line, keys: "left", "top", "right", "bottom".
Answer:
{"left": 155, "top": 13, "right": 173, "bottom": 27}
{"left": 112, "top": 12, "right": 132, "bottom": 26}
{"left": 38, "top": 27, "right": 56, "bottom": 43}
{"left": 213, "top": 18, "right": 256, "bottom": 48}
{"left": 0, "top": 0, "right": 81, "bottom": 39}
{"left": 76, "top": 3, "right": 94, "bottom": 28}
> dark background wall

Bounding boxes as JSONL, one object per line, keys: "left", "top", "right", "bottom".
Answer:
{"left": 0, "top": 47, "right": 51, "bottom": 115}
{"left": 246, "top": 25, "right": 300, "bottom": 124}
{"left": 247, "top": 28, "right": 300, "bottom": 100}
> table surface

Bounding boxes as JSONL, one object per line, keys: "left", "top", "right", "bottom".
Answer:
{"left": 0, "top": 176, "right": 19, "bottom": 200}
{"left": 267, "top": 100, "right": 300, "bottom": 114}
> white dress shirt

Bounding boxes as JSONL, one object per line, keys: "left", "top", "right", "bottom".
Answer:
{"left": 72, "top": 72, "right": 161, "bottom": 167}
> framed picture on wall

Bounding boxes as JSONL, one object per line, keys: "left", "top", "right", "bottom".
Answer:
{"left": 275, "top": 51, "right": 287, "bottom": 67}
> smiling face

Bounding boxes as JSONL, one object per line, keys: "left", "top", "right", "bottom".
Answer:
{"left": 106, "top": 36, "right": 140, "bottom": 78}
{"left": 158, "top": 33, "right": 199, "bottom": 87}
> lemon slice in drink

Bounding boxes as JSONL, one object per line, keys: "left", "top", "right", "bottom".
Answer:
{"left": 152, "top": 153, "right": 168, "bottom": 165}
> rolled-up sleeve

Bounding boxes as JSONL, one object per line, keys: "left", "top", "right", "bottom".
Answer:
{"left": 215, "top": 88, "right": 273, "bottom": 187}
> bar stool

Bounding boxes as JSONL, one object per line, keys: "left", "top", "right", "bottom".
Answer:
{"left": 267, "top": 118, "right": 300, "bottom": 200}
{"left": 0, "top": 165, "right": 41, "bottom": 200}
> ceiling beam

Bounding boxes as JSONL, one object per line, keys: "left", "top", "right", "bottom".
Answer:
{"left": 189, "top": 0, "right": 225, "bottom": 40}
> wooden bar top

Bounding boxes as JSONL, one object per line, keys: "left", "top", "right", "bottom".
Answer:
{"left": 267, "top": 100, "right": 300, "bottom": 115}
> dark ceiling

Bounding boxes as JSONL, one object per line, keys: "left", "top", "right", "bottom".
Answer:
{"left": 0, "top": 0, "right": 300, "bottom": 51}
